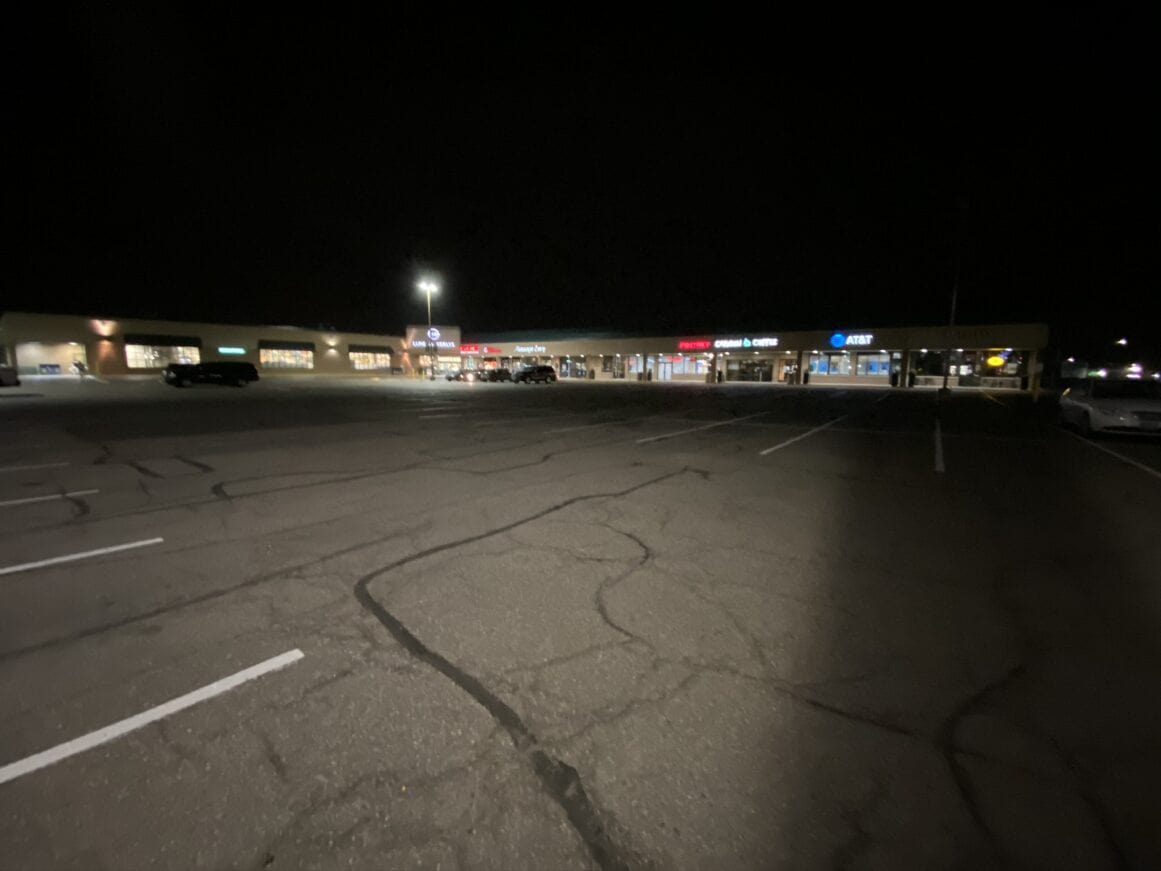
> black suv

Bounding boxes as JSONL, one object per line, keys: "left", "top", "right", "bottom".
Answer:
{"left": 513, "top": 365, "right": 556, "bottom": 384}
{"left": 164, "top": 361, "right": 259, "bottom": 388}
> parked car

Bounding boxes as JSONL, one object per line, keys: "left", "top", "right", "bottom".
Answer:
{"left": 0, "top": 365, "right": 19, "bottom": 387}
{"left": 513, "top": 365, "right": 557, "bottom": 384}
{"left": 481, "top": 368, "right": 512, "bottom": 382}
{"left": 1059, "top": 378, "right": 1161, "bottom": 435}
{"left": 164, "top": 361, "right": 259, "bottom": 388}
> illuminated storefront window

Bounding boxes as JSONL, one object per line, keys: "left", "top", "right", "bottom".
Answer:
{"left": 855, "top": 352, "right": 890, "bottom": 375}
{"left": 260, "top": 348, "right": 314, "bottom": 369}
{"left": 349, "top": 351, "right": 392, "bottom": 370}
{"left": 125, "top": 344, "right": 200, "bottom": 368}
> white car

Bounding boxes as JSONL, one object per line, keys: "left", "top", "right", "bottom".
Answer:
{"left": 1059, "top": 379, "right": 1161, "bottom": 435}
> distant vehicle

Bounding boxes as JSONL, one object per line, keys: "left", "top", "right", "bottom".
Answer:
{"left": 514, "top": 365, "right": 557, "bottom": 384}
{"left": 481, "top": 368, "right": 512, "bottom": 382}
{"left": 164, "top": 361, "right": 259, "bottom": 388}
{"left": 1059, "top": 378, "right": 1161, "bottom": 435}
{"left": 0, "top": 365, "right": 19, "bottom": 387}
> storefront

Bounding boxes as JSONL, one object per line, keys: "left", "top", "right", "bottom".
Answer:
{"left": 460, "top": 323, "right": 1050, "bottom": 391}
{"left": 1, "top": 312, "right": 1049, "bottom": 392}
{"left": 0, "top": 312, "right": 404, "bottom": 378}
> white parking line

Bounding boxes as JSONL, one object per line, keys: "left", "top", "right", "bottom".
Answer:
{"left": 636, "top": 412, "right": 767, "bottom": 444}
{"left": 545, "top": 419, "right": 628, "bottom": 434}
{"left": 0, "top": 537, "right": 164, "bottom": 577}
{"left": 0, "top": 649, "right": 304, "bottom": 785}
{"left": 758, "top": 415, "right": 849, "bottom": 455}
{"left": 1063, "top": 430, "right": 1161, "bottom": 481}
{"left": 0, "top": 462, "right": 70, "bottom": 474}
{"left": 934, "top": 419, "right": 946, "bottom": 473}
{"left": 0, "top": 490, "right": 99, "bottom": 509}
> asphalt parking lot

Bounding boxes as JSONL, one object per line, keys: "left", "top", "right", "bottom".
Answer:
{"left": 2, "top": 375, "right": 1159, "bottom": 870}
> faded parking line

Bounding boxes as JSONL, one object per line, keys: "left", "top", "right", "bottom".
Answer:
{"left": 1063, "top": 430, "right": 1161, "bottom": 481}
{"left": 758, "top": 415, "right": 849, "bottom": 455}
{"left": 636, "top": 412, "right": 767, "bottom": 444}
{"left": 0, "top": 462, "right": 70, "bottom": 474}
{"left": 0, "top": 649, "right": 304, "bottom": 784}
{"left": 0, "top": 537, "right": 164, "bottom": 577}
{"left": 0, "top": 490, "right": 99, "bottom": 508}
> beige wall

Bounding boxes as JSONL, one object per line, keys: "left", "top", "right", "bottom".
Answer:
{"left": 0, "top": 312, "right": 404, "bottom": 377}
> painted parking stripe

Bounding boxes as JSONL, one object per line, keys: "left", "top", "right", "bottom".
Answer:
{"left": 546, "top": 419, "right": 630, "bottom": 434}
{"left": 0, "top": 490, "right": 99, "bottom": 509}
{"left": 758, "top": 415, "right": 850, "bottom": 455}
{"left": 636, "top": 412, "right": 768, "bottom": 444}
{"left": 0, "top": 462, "right": 70, "bottom": 474}
{"left": 0, "top": 649, "right": 304, "bottom": 785}
{"left": 1063, "top": 430, "right": 1161, "bottom": 481}
{"left": 0, "top": 537, "right": 164, "bottom": 577}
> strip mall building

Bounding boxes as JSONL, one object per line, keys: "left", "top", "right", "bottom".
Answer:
{"left": 0, "top": 312, "right": 1048, "bottom": 390}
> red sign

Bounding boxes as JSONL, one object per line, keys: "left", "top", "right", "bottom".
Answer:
{"left": 678, "top": 339, "right": 712, "bottom": 351}
{"left": 460, "top": 344, "right": 480, "bottom": 354}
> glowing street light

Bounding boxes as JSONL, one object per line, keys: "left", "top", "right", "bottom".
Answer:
{"left": 417, "top": 279, "right": 440, "bottom": 379}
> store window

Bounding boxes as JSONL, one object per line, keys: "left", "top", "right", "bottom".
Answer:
{"left": 125, "top": 344, "right": 200, "bottom": 368}
{"left": 260, "top": 348, "right": 314, "bottom": 369}
{"left": 349, "top": 352, "right": 391, "bottom": 370}
{"left": 856, "top": 352, "right": 890, "bottom": 375}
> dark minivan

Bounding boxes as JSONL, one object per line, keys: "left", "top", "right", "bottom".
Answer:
{"left": 164, "top": 361, "right": 259, "bottom": 388}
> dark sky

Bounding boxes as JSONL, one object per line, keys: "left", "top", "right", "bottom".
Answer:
{"left": 12, "top": 9, "right": 1159, "bottom": 362}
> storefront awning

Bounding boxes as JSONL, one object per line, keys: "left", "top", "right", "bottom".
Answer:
{"left": 123, "top": 333, "right": 202, "bottom": 347}
{"left": 258, "top": 339, "right": 316, "bottom": 351}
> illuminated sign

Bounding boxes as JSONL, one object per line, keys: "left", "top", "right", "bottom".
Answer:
{"left": 829, "top": 332, "right": 873, "bottom": 349}
{"left": 514, "top": 344, "right": 548, "bottom": 354}
{"left": 217, "top": 346, "right": 246, "bottom": 355}
{"left": 713, "top": 336, "right": 779, "bottom": 350}
{"left": 678, "top": 339, "right": 712, "bottom": 351}
{"left": 405, "top": 324, "right": 460, "bottom": 352}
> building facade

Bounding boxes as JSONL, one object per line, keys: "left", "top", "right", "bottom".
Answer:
{"left": 0, "top": 312, "right": 404, "bottom": 378}
{"left": 460, "top": 323, "right": 1051, "bottom": 389}
{"left": 1, "top": 312, "right": 1050, "bottom": 391}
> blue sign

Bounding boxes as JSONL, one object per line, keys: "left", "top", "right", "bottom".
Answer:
{"left": 829, "top": 332, "right": 846, "bottom": 349}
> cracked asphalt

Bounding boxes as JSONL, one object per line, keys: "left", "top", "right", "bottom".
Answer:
{"left": 1, "top": 376, "right": 1160, "bottom": 870}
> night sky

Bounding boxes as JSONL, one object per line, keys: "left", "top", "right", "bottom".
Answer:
{"left": 12, "top": 9, "right": 1159, "bottom": 363}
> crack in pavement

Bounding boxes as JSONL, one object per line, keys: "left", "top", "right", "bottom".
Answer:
{"left": 353, "top": 468, "right": 687, "bottom": 871}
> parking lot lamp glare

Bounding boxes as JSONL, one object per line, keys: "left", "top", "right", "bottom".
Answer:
{"left": 417, "top": 279, "right": 440, "bottom": 379}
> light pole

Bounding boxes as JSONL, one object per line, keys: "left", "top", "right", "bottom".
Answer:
{"left": 417, "top": 279, "right": 439, "bottom": 379}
